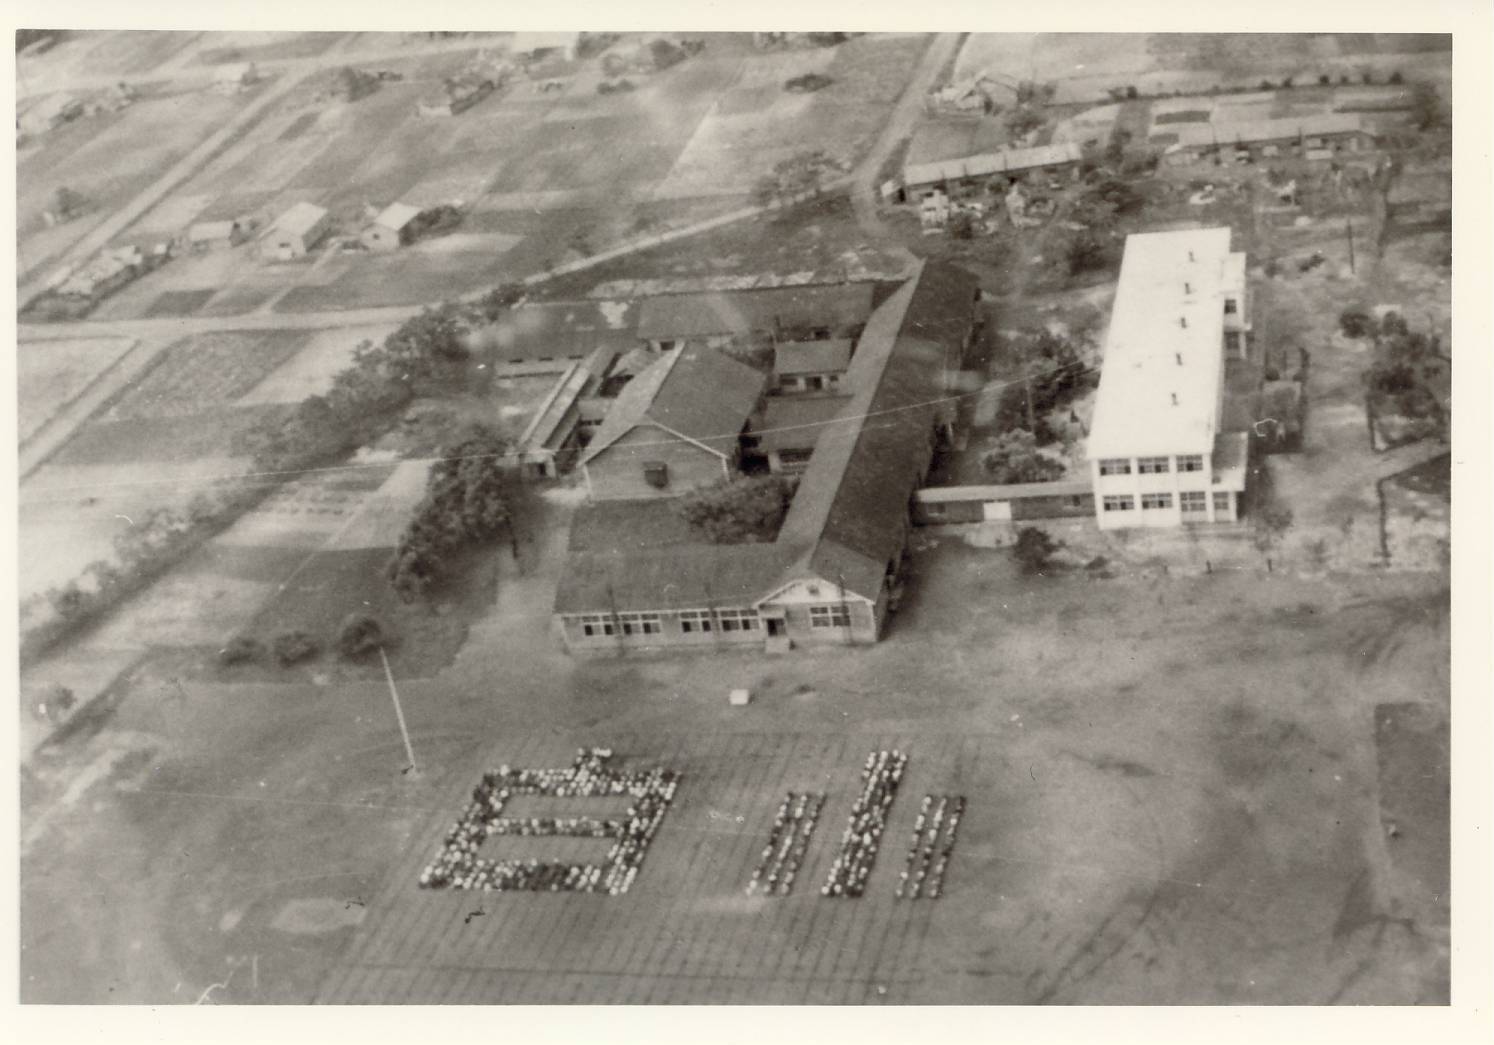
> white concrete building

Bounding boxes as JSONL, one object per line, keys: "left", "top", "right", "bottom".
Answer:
{"left": 1087, "top": 227, "right": 1251, "bottom": 530}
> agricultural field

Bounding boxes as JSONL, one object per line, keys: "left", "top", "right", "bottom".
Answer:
{"left": 17, "top": 81, "right": 263, "bottom": 284}
{"left": 16, "top": 336, "right": 138, "bottom": 444}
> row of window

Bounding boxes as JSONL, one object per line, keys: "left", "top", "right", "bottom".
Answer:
{"left": 1098, "top": 454, "right": 1205, "bottom": 477}
{"left": 576, "top": 609, "right": 759, "bottom": 638}
{"left": 1103, "top": 492, "right": 1231, "bottom": 513}
{"left": 809, "top": 604, "right": 851, "bottom": 628}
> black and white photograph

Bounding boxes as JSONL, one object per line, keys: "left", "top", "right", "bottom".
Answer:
{"left": 7, "top": 2, "right": 1490, "bottom": 1041}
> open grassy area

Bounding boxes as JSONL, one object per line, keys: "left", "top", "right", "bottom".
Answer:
{"left": 20, "top": 490, "right": 1449, "bottom": 1003}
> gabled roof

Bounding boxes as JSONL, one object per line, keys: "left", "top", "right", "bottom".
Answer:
{"left": 903, "top": 141, "right": 1083, "bottom": 189}
{"left": 753, "top": 394, "right": 853, "bottom": 452}
{"left": 555, "top": 544, "right": 792, "bottom": 613}
{"left": 773, "top": 339, "right": 853, "bottom": 376}
{"left": 373, "top": 201, "right": 422, "bottom": 231}
{"left": 1156, "top": 112, "right": 1369, "bottom": 149}
{"left": 636, "top": 283, "right": 877, "bottom": 342}
{"left": 774, "top": 261, "right": 979, "bottom": 600}
{"left": 579, "top": 346, "right": 766, "bottom": 464}
{"left": 267, "top": 201, "right": 327, "bottom": 238}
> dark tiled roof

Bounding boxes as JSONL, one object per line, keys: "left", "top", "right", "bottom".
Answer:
{"left": 773, "top": 339, "right": 853, "bottom": 376}
{"left": 566, "top": 498, "right": 700, "bottom": 554}
{"left": 555, "top": 544, "right": 793, "bottom": 613}
{"left": 580, "top": 346, "right": 767, "bottom": 463}
{"left": 777, "top": 261, "right": 980, "bottom": 600}
{"left": 752, "top": 395, "right": 854, "bottom": 452}
{"left": 636, "top": 283, "right": 877, "bottom": 342}
{"left": 472, "top": 301, "right": 637, "bottom": 363}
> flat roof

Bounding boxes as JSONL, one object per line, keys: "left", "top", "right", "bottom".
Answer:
{"left": 1088, "top": 228, "right": 1239, "bottom": 457}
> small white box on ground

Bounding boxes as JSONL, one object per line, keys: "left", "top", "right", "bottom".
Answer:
{"left": 728, "top": 689, "right": 751, "bottom": 707}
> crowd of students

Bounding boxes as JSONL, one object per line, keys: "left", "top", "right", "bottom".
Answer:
{"left": 896, "top": 794, "right": 965, "bottom": 900}
{"left": 822, "top": 750, "right": 908, "bottom": 899}
{"left": 418, "top": 747, "right": 679, "bottom": 897}
{"left": 747, "top": 791, "right": 825, "bottom": 897}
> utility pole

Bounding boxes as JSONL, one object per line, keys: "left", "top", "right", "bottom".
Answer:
{"left": 1345, "top": 218, "right": 1355, "bottom": 274}
{"left": 378, "top": 647, "right": 419, "bottom": 776}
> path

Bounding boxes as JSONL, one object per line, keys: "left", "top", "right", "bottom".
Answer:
{"left": 849, "top": 32, "right": 965, "bottom": 236}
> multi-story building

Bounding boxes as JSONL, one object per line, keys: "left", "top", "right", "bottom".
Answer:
{"left": 1087, "top": 227, "right": 1251, "bottom": 530}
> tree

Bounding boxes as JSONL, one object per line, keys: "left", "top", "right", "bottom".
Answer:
{"left": 981, "top": 429, "right": 1066, "bottom": 484}
{"left": 272, "top": 630, "right": 321, "bottom": 666}
{"left": 382, "top": 302, "right": 472, "bottom": 386}
{"left": 1252, "top": 504, "right": 1293, "bottom": 568}
{"left": 1338, "top": 307, "right": 1375, "bottom": 339}
{"left": 948, "top": 211, "right": 976, "bottom": 240}
{"left": 649, "top": 38, "right": 687, "bottom": 71}
{"left": 50, "top": 185, "right": 86, "bottom": 219}
{"left": 1012, "top": 526, "right": 1058, "bottom": 576}
{"left": 675, "top": 475, "right": 797, "bottom": 544}
{"left": 1006, "top": 105, "right": 1045, "bottom": 139}
{"left": 336, "top": 614, "right": 386, "bottom": 659}
{"left": 1409, "top": 81, "right": 1448, "bottom": 131}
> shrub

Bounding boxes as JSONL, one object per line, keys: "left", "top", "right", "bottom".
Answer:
{"left": 1318, "top": 74, "right": 1331, "bottom": 86}
{"left": 272, "top": 631, "right": 321, "bottom": 666}
{"left": 336, "top": 614, "right": 386, "bottom": 660}
{"left": 1013, "top": 527, "right": 1059, "bottom": 575}
{"left": 218, "top": 636, "right": 265, "bottom": 666}
{"left": 676, "top": 474, "right": 798, "bottom": 544}
{"left": 982, "top": 429, "right": 1067, "bottom": 484}
{"left": 1379, "top": 311, "right": 1408, "bottom": 338}
{"left": 1389, "top": 70, "right": 1404, "bottom": 85}
{"left": 1339, "top": 308, "right": 1375, "bottom": 339}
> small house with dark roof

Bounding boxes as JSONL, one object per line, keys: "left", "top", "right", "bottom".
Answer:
{"left": 773, "top": 338, "right": 853, "bottom": 394}
{"left": 579, "top": 346, "right": 767, "bottom": 501}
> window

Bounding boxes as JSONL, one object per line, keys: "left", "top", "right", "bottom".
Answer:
{"left": 1102, "top": 495, "right": 1134, "bottom": 512}
{"left": 1178, "top": 454, "right": 1204, "bottom": 473}
{"left": 1141, "top": 493, "right": 1173, "bottom": 510}
{"left": 1137, "top": 456, "right": 1170, "bottom": 474}
{"left": 1224, "top": 298, "right": 1238, "bottom": 315}
{"left": 1213, "top": 492, "right": 1233, "bottom": 512}
{"left": 1098, "top": 458, "right": 1131, "bottom": 476}
{"left": 1180, "top": 491, "right": 1207, "bottom": 513}
{"left": 679, "top": 610, "right": 714, "bottom": 634}
{"left": 810, "top": 604, "right": 852, "bottom": 628}
{"left": 578, "top": 613, "right": 616, "bottom": 638}
{"left": 777, "top": 448, "right": 814, "bottom": 466}
{"left": 806, "top": 375, "right": 825, "bottom": 391}
{"left": 716, "top": 608, "right": 759, "bottom": 632}
{"left": 617, "top": 612, "right": 661, "bottom": 636}
{"left": 643, "top": 461, "right": 669, "bottom": 489}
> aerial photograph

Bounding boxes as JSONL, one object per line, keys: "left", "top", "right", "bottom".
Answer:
{"left": 9, "top": 15, "right": 1482, "bottom": 1035}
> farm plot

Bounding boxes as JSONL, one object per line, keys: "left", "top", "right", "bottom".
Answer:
{"left": 16, "top": 336, "right": 137, "bottom": 444}
{"left": 103, "top": 331, "right": 311, "bottom": 421}
{"left": 16, "top": 85, "right": 256, "bottom": 282}
{"left": 237, "top": 324, "right": 398, "bottom": 404}
{"left": 653, "top": 34, "right": 930, "bottom": 200}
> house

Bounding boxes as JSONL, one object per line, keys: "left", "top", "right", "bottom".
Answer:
{"left": 553, "top": 261, "right": 982, "bottom": 653}
{"left": 578, "top": 346, "right": 767, "bottom": 501}
{"left": 913, "top": 479, "right": 1095, "bottom": 524}
{"left": 55, "top": 246, "right": 145, "bottom": 301}
{"left": 749, "top": 394, "right": 852, "bottom": 474}
{"left": 511, "top": 31, "right": 582, "bottom": 62}
{"left": 416, "top": 74, "right": 495, "bottom": 117}
{"left": 213, "top": 62, "right": 258, "bottom": 95}
{"left": 920, "top": 189, "right": 951, "bottom": 229}
{"left": 773, "top": 339, "right": 853, "bottom": 394}
{"left": 930, "top": 72, "right": 1001, "bottom": 114}
{"left": 1086, "top": 227, "right": 1252, "bottom": 530}
{"left": 902, "top": 141, "right": 1084, "bottom": 199}
{"left": 636, "top": 283, "right": 879, "bottom": 351}
{"left": 187, "top": 219, "right": 248, "bottom": 252}
{"left": 360, "top": 202, "right": 423, "bottom": 252}
{"left": 259, "top": 202, "right": 330, "bottom": 262}
{"left": 1155, "top": 113, "right": 1376, "bottom": 166}
{"left": 515, "top": 345, "right": 622, "bottom": 479}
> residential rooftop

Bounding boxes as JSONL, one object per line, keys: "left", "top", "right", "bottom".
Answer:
{"left": 635, "top": 283, "right": 878, "bottom": 342}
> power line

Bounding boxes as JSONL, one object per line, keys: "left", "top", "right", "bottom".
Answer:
{"left": 21, "top": 355, "right": 1102, "bottom": 504}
